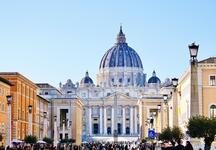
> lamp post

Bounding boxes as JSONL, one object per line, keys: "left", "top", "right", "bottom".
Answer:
{"left": 157, "top": 104, "right": 161, "bottom": 133}
{"left": 172, "top": 78, "right": 178, "bottom": 89}
{"left": 43, "top": 112, "right": 47, "bottom": 138}
{"left": 53, "top": 115, "right": 58, "bottom": 148}
{"left": 189, "top": 42, "right": 199, "bottom": 116}
{"left": 6, "top": 95, "right": 12, "bottom": 149}
{"left": 163, "top": 94, "right": 169, "bottom": 127}
{"left": 28, "top": 105, "right": 33, "bottom": 135}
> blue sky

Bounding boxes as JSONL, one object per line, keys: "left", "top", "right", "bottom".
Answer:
{"left": 0, "top": 1, "right": 216, "bottom": 87}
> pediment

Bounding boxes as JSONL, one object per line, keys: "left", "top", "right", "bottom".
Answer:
{"left": 103, "top": 92, "right": 136, "bottom": 103}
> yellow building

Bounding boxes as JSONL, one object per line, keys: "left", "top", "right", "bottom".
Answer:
{"left": 176, "top": 57, "right": 216, "bottom": 130}
{"left": 176, "top": 57, "right": 216, "bottom": 149}
{"left": 0, "top": 77, "right": 12, "bottom": 146}
{"left": 0, "top": 72, "right": 38, "bottom": 140}
{"left": 36, "top": 95, "right": 49, "bottom": 140}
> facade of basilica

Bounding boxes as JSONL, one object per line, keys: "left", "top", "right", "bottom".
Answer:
{"left": 37, "top": 27, "right": 174, "bottom": 143}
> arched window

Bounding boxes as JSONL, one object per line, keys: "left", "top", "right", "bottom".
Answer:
{"left": 210, "top": 105, "right": 216, "bottom": 117}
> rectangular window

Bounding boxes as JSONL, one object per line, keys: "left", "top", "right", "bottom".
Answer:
{"left": 210, "top": 75, "right": 216, "bottom": 86}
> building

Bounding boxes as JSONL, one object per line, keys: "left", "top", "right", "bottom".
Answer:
{"left": 176, "top": 57, "right": 216, "bottom": 130}
{"left": 0, "top": 72, "right": 38, "bottom": 140}
{"left": 39, "top": 26, "right": 173, "bottom": 142}
{"left": 37, "top": 83, "right": 83, "bottom": 145}
{"left": 36, "top": 95, "right": 49, "bottom": 140}
{"left": 0, "top": 77, "right": 12, "bottom": 145}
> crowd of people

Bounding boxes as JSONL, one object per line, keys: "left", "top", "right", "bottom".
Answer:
{"left": 161, "top": 139, "right": 194, "bottom": 150}
{"left": 0, "top": 139, "right": 196, "bottom": 150}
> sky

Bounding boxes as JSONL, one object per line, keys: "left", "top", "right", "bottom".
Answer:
{"left": 0, "top": 1, "right": 216, "bottom": 87}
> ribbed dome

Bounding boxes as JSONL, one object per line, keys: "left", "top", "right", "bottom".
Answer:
{"left": 148, "top": 70, "right": 161, "bottom": 84}
{"left": 99, "top": 26, "right": 143, "bottom": 69}
{"left": 80, "top": 71, "right": 94, "bottom": 85}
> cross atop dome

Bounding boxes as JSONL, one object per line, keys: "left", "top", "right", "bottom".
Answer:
{"left": 117, "top": 25, "right": 126, "bottom": 43}
{"left": 85, "top": 71, "right": 89, "bottom": 77}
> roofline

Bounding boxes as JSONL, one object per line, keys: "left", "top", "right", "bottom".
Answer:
{"left": 0, "top": 72, "right": 37, "bottom": 88}
{"left": 0, "top": 76, "right": 13, "bottom": 86}
{"left": 37, "top": 95, "right": 50, "bottom": 103}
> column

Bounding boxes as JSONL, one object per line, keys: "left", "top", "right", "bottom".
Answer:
{"left": 88, "top": 107, "right": 92, "bottom": 136}
{"left": 130, "top": 106, "right": 134, "bottom": 135}
{"left": 103, "top": 107, "right": 107, "bottom": 134}
{"left": 134, "top": 106, "right": 137, "bottom": 134}
{"left": 100, "top": 107, "right": 103, "bottom": 134}
{"left": 122, "top": 107, "right": 126, "bottom": 134}
{"left": 62, "top": 121, "right": 65, "bottom": 139}
{"left": 112, "top": 107, "right": 114, "bottom": 134}
{"left": 53, "top": 116, "right": 58, "bottom": 148}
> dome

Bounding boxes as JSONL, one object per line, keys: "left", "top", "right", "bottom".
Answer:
{"left": 148, "top": 70, "right": 161, "bottom": 84}
{"left": 80, "top": 71, "right": 94, "bottom": 85}
{"left": 99, "top": 26, "right": 143, "bottom": 69}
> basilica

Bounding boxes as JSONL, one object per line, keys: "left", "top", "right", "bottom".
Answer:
{"left": 37, "top": 26, "right": 174, "bottom": 143}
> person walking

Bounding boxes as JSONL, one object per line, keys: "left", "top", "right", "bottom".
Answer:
{"left": 175, "top": 139, "right": 186, "bottom": 150}
{"left": 185, "top": 141, "right": 193, "bottom": 150}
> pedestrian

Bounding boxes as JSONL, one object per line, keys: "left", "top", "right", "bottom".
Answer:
{"left": 185, "top": 141, "right": 193, "bottom": 150}
{"left": 175, "top": 139, "right": 186, "bottom": 150}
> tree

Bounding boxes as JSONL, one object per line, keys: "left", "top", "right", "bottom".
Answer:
{"left": 160, "top": 126, "right": 183, "bottom": 141}
{"left": 160, "top": 127, "right": 172, "bottom": 141}
{"left": 43, "top": 137, "right": 53, "bottom": 144}
{"left": 172, "top": 126, "right": 184, "bottom": 140}
{"left": 24, "top": 135, "right": 37, "bottom": 145}
{"left": 187, "top": 116, "right": 216, "bottom": 150}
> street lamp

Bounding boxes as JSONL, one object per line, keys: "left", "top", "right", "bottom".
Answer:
{"left": 163, "top": 94, "right": 169, "bottom": 127}
{"left": 157, "top": 104, "right": 161, "bottom": 112}
{"left": 189, "top": 42, "right": 199, "bottom": 63}
{"left": 172, "top": 78, "right": 178, "bottom": 88}
{"left": 6, "top": 95, "right": 12, "bottom": 149}
{"left": 6, "top": 95, "right": 12, "bottom": 104}
{"left": 163, "top": 94, "right": 168, "bottom": 104}
{"left": 28, "top": 105, "right": 33, "bottom": 135}
{"left": 189, "top": 42, "right": 199, "bottom": 117}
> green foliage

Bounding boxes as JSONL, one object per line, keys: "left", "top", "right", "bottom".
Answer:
{"left": 172, "top": 126, "right": 184, "bottom": 140}
{"left": 43, "top": 137, "right": 53, "bottom": 144}
{"left": 160, "top": 127, "right": 172, "bottom": 141}
{"left": 187, "top": 116, "right": 216, "bottom": 150}
{"left": 24, "top": 135, "right": 37, "bottom": 144}
{"left": 141, "top": 138, "right": 147, "bottom": 143}
{"left": 160, "top": 126, "right": 183, "bottom": 141}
